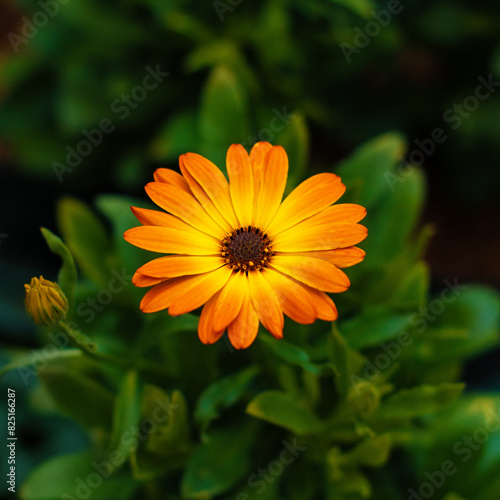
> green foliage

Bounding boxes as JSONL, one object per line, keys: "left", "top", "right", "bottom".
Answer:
{"left": 3, "top": 128, "right": 499, "bottom": 499}
{"left": 2, "top": 0, "right": 500, "bottom": 497}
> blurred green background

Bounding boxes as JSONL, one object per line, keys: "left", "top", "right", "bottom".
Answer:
{"left": 1, "top": 0, "right": 500, "bottom": 499}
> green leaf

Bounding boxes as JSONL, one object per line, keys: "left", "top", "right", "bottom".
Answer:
{"left": 39, "top": 364, "right": 114, "bottom": 429}
{"left": 199, "top": 65, "right": 250, "bottom": 170}
{"left": 341, "top": 310, "right": 412, "bottom": 349}
{"left": 390, "top": 261, "right": 430, "bottom": 310}
{"left": 260, "top": 335, "right": 330, "bottom": 375}
{"left": 57, "top": 197, "right": 114, "bottom": 288}
{"left": 181, "top": 421, "right": 258, "bottom": 499}
{"left": 329, "top": 325, "right": 365, "bottom": 399}
{"left": 246, "top": 390, "right": 320, "bottom": 435}
{"left": 364, "top": 166, "right": 426, "bottom": 266}
{"left": 345, "top": 434, "right": 392, "bottom": 467}
{"left": 370, "top": 383, "right": 465, "bottom": 421}
{"left": 96, "top": 194, "right": 152, "bottom": 278}
{"left": 330, "top": 0, "right": 377, "bottom": 18}
{"left": 276, "top": 112, "right": 309, "bottom": 190}
{"left": 0, "top": 349, "right": 82, "bottom": 382}
{"left": 20, "top": 451, "right": 137, "bottom": 500}
{"left": 40, "top": 227, "right": 77, "bottom": 317}
{"left": 336, "top": 132, "right": 407, "bottom": 209}
{"left": 146, "top": 389, "right": 191, "bottom": 458}
{"left": 195, "top": 366, "right": 259, "bottom": 427}
{"left": 108, "top": 370, "right": 143, "bottom": 468}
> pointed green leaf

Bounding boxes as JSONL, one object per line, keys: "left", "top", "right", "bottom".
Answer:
{"left": 108, "top": 370, "right": 143, "bottom": 467}
{"left": 20, "top": 451, "right": 137, "bottom": 500}
{"left": 199, "top": 65, "right": 250, "bottom": 170}
{"left": 246, "top": 390, "right": 320, "bottom": 435}
{"left": 57, "top": 197, "right": 114, "bottom": 288}
{"left": 40, "top": 227, "right": 77, "bottom": 317}
{"left": 181, "top": 422, "right": 258, "bottom": 499}
{"left": 195, "top": 366, "right": 259, "bottom": 427}
{"left": 39, "top": 364, "right": 114, "bottom": 429}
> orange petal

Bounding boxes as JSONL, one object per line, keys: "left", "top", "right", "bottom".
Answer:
{"left": 168, "top": 267, "right": 231, "bottom": 316}
{"left": 270, "top": 255, "right": 350, "bottom": 293}
{"left": 140, "top": 267, "right": 230, "bottom": 313}
{"left": 262, "top": 269, "right": 317, "bottom": 324}
{"left": 153, "top": 168, "right": 191, "bottom": 194}
{"left": 302, "top": 286, "right": 338, "bottom": 321}
{"left": 266, "top": 173, "right": 346, "bottom": 235}
{"left": 293, "top": 247, "right": 366, "bottom": 268}
{"left": 247, "top": 270, "right": 284, "bottom": 339}
{"left": 227, "top": 144, "right": 254, "bottom": 227}
{"left": 198, "top": 292, "right": 226, "bottom": 345}
{"left": 228, "top": 293, "right": 260, "bottom": 349}
{"left": 137, "top": 255, "right": 224, "bottom": 278}
{"left": 180, "top": 152, "right": 239, "bottom": 228}
{"left": 145, "top": 182, "right": 225, "bottom": 237}
{"left": 273, "top": 223, "right": 368, "bottom": 252}
{"left": 249, "top": 142, "right": 272, "bottom": 197}
{"left": 178, "top": 163, "right": 232, "bottom": 233}
{"left": 132, "top": 272, "right": 165, "bottom": 287}
{"left": 212, "top": 271, "right": 247, "bottom": 332}
{"left": 292, "top": 204, "right": 367, "bottom": 230}
{"left": 253, "top": 146, "right": 288, "bottom": 229}
{"left": 131, "top": 206, "right": 186, "bottom": 228}
{"left": 124, "top": 226, "right": 220, "bottom": 255}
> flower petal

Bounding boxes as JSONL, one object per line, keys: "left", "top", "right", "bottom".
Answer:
{"left": 249, "top": 141, "right": 272, "bottom": 197}
{"left": 227, "top": 144, "right": 254, "bottom": 227}
{"left": 303, "top": 286, "right": 338, "bottom": 321}
{"left": 270, "top": 255, "right": 350, "bottom": 293}
{"left": 140, "top": 267, "right": 230, "bottom": 313}
{"left": 253, "top": 145, "right": 288, "bottom": 229}
{"left": 137, "top": 255, "right": 224, "bottom": 278}
{"left": 212, "top": 271, "right": 247, "bottom": 332}
{"left": 266, "top": 173, "right": 346, "bottom": 235}
{"left": 124, "top": 226, "right": 220, "bottom": 255}
{"left": 145, "top": 182, "right": 225, "bottom": 238}
{"left": 153, "top": 168, "right": 191, "bottom": 194}
{"left": 132, "top": 272, "right": 165, "bottom": 287}
{"left": 247, "top": 270, "right": 284, "bottom": 339}
{"left": 180, "top": 152, "right": 239, "bottom": 228}
{"left": 131, "top": 206, "right": 185, "bottom": 228}
{"left": 262, "top": 269, "right": 317, "bottom": 324}
{"left": 228, "top": 292, "right": 259, "bottom": 349}
{"left": 273, "top": 223, "right": 368, "bottom": 252}
{"left": 293, "top": 247, "right": 366, "bottom": 268}
{"left": 168, "top": 267, "right": 231, "bottom": 316}
{"left": 198, "top": 292, "right": 225, "bottom": 345}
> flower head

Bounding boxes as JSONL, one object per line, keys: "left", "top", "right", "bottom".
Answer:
{"left": 24, "top": 276, "right": 68, "bottom": 326}
{"left": 124, "top": 143, "right": 367, "bottom": 349}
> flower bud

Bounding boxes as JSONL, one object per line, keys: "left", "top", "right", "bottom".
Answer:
{"left": 347, "top": 380, "right": 381, "bottom": 417}
{"left": 24, "top": 276, "right": 68, "bottom": 326}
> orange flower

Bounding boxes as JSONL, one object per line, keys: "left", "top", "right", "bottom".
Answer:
{"left": 124, "top": 143, "right": 367, "bottom": 349}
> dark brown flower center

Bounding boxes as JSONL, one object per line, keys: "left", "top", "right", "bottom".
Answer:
{"left": 221, "top": 226, "right": 274, "bottom": 272}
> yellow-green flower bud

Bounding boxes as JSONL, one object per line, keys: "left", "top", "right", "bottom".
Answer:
{"left": 24, "top": 276, "right": 68, "bottom": 326}
{"left": 347, "top": 380, "right": 381, "bottom": 417}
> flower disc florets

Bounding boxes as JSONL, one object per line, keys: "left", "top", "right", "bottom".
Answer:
{"left": 221, "top": 226, "right": 274, "bottom": 273}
